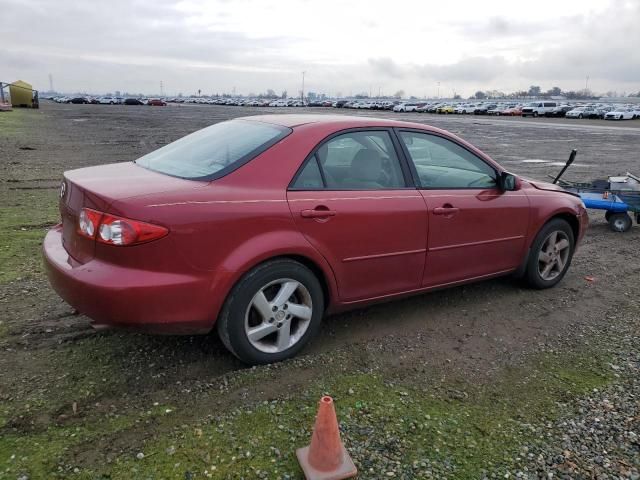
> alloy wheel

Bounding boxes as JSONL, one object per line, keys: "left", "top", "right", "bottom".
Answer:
{"left": 244, "top": 279, "right": 313, "bottom": 354}
{"left": 537, "top": 231, "right": 571, "bottom": 281}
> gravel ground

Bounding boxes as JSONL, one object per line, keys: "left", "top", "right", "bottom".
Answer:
{"left": 510, "top": 326, "right": 640, "bottom": 480}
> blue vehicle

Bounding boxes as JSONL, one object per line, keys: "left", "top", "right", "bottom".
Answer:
{"left": 551, "top": 150, "right": 640, "bottom": 232}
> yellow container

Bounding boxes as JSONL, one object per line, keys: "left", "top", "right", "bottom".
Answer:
{"left": 9, "top": 80, "right": 33, "bottom": 107}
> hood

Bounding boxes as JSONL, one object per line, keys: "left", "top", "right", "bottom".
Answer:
{"left": 522, "top": 177, "right": 580, "bottom": 197}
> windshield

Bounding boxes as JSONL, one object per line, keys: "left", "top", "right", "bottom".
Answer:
{"left": 135, "top": 119, "right": 291, "bottom": 180}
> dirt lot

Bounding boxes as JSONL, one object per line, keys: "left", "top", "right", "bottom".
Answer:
{"left": 1, "top": 103, "right": 639, "bottom": 479}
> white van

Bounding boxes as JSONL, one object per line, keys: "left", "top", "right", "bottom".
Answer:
{"left": 521, "top": 101, "right": 557, "bottom": 117}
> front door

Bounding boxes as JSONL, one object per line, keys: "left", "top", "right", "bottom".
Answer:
{"left": 287, "top": 129, "right": 428, "bottom": 302}
{"left": 397, "top": 130, "right": 530, "bottom": 288}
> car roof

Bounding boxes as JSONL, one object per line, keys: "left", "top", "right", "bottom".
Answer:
{"left": 239, "top": 114, "right": 440, "bottom": 131}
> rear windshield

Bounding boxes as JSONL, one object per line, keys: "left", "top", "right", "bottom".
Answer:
{"left": 135, "top": 119, "right": 291, "bottom": 180}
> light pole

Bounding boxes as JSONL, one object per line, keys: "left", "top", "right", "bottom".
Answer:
{"left": 301, "top": 71, "right": 305, "bottom": 103}
{"left": 437, "top": 82, "right": 440, "bottom": 99}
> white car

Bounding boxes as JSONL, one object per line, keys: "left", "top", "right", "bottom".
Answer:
{"left": 393, "top": 102, "right": 419, "bottom": 112}
{"left": 98, "top": 96, "right": 119, "bottom": 105}
{"left": 268, "top": 100, "right": 288, "bottom": 107}
{"left": 604, "top": 108, "right": 635, "bottom": 120}
{"left": 455, "top": 104, "right": 477, "bottom": 114}
{"left": 565, "top": 107, "right": 588, "bottom": 119}
{"left": 521, "top": 101, "right": 558, "bottom": 117}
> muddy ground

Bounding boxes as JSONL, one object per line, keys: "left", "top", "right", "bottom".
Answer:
{"left": 0, "top": 103, "right": 639, "bottom": 479}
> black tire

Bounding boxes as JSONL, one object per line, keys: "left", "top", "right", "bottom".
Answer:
{"left": 524, "top": 219, "right": 575, "bottom": 289}
{"left": 604, "top": 210, "right": 613, "bottom": 222}
{"left": 608, "top": 212, "right": 632, "bottom": 232}
{"left": 578, "top": 114, "right": 583, "bottom": 119}
{"left": 216, "top": 259, "right": 324, "bottom": 365}
{"left": 533, "top": 112, "right": 539, "bottom": 117}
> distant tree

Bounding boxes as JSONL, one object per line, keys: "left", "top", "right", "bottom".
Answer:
{"left": 528, "top": 85, "right": 541, "bottom": 97}
{"left": 453, "top": 94, "right": 462, "bottom": 100}
{"left": 474, "top": 91, "right": 487, "bottom": 100}
{"left": 486, "top": 90, "right": 505, "bottom": 98}
{"left": 393, "top": 90, "right": 405, "bottom": 99}
{"left": 577, "top": 88, "right": 595, "bottom": 99}
{"left": 546, "top": 86, "right": 562, "bottom": 96}
{"left": 281, "top": 90, "right": 287, "bottom": 99}
{"left": 266, "top": 89, "right": 276, "bottom": 98}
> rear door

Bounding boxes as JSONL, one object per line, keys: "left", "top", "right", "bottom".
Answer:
{"left": 287, "top": 129, "right": 428, "bottom": 302}
{"left": 397, "top": 130, "right": 530, "bottom": 288}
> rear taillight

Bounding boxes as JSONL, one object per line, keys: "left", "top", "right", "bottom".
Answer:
{"left": 77, "top": 208, "right": 168, "bottom": 246}
{"left": 78, "top": 208, "right": 102, "bottom": 238}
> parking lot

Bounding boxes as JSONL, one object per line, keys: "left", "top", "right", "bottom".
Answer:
{"left": 1, "top": 103, "right": 639, "bottom": 478}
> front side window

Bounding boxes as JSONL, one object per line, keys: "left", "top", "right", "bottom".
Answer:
{"left": 399, "top": 132, "right": 497, "bottom": 189}
{"left": 292, "top": 130, "right": 406, "bottom": 190}
{"left": 136, "top": 119, "right": 290, "bottom": 180}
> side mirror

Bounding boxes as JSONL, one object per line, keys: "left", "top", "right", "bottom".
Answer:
{"left": 499, "top": 172, "right": 519, "bottom": 191}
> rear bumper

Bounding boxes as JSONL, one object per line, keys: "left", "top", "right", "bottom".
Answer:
{"left": 43, "top": 226, "right": 215, "bottom": 334}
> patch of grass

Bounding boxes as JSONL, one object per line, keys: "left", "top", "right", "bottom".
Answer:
{"left": 0, "top": 189, "right": 59, "bottom": 283}
{"left": 0, "top": 109, "right": 29, "bottom": 139}
{"left": 0, "top": 336, "right": 615, "bottom": 479}
{"left": 98, "top": 349, "right": 611, "bottom": 479}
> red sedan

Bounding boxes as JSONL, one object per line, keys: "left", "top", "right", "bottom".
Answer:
{"left": 43, "top": 115, "right": 588, "bottom": 364}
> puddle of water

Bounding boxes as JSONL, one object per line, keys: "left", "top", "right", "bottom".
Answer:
{"left": 72, "top": 119, "right": 88, "bottom": 122}
{"left": 521, "top": 159, "right": 549, "bottom": 163}
{"left": 549, "top": 162, "right": 590, "bottom": 167}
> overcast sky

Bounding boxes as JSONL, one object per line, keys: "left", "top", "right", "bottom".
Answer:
{"left": 2, "top": 0, "right": 638, "bottom": 97}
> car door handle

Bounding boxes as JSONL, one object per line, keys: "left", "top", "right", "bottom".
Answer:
{"left": 300, "top": 208, "right": 337, "bottom": 219}
{"left": 433, "top": 206, "right": 460, "bottom": 216}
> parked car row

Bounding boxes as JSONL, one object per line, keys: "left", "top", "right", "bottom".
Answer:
{"left": 48, "top": 96, "right": 167, "bottom": 106}
{"left": 166, "top": 97, "right": 307, "bottom": 107}
{"left": 46, "top": 94, "right": 640, "bottom": 120}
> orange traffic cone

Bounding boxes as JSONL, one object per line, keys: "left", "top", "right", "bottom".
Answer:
{"left": 296, "top": 396, "right": 357, "bottom": 480}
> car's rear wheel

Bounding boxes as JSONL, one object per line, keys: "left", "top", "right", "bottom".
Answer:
{"left": 525, "top": 219, "right": 575, "bottom": 289}
{"left": 217, "top": 259, "right": 324, "bottom": 365}
{"left": 608, "top": 212, "right": 632, "bottom": 232}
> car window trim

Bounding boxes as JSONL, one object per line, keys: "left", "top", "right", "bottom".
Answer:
{"left": 288, "top": 127, "right": 416, "bottom": 191}
{"left": 394, "top": 128, "right": 501, "bottom": 191}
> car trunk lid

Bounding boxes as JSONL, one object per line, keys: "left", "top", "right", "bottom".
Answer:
{"left": 59, "top": 162, "right": 204, "bottom": 263}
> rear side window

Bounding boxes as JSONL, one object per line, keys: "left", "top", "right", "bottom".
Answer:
{"left": 291, "top": 130, "right": 407, "bottom": 190}
{"left": 135, "top": 119, "right": 290, "bottom": 180}
{"left": 292, "top": 157, "right": 324, "bottom": 189}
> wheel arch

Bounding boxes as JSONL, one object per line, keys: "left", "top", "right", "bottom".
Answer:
{"left": 548, "top": 212, "right": 580, "bottom": 242}
{"left": 209, "top": 232, "right": 341, "bottom": 328}
{"left": 514, "top": 211, "right": 580, "bottom": 278}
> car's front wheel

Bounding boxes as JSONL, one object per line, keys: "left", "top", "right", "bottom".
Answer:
{"left": 524, "top": 219, "right": 575, "bottom": 289}
{"left": 217, "top": 259, "right": 324, "bottom": 364}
